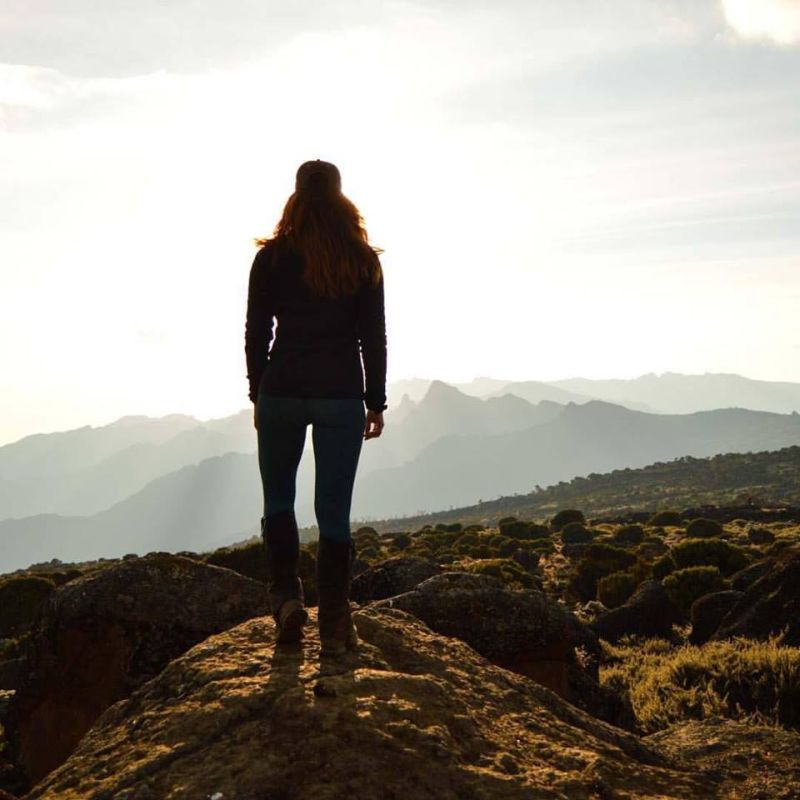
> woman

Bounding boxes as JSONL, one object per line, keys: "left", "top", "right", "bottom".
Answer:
{"left": 245, "top": 159, "right": 387, "bottom": 657}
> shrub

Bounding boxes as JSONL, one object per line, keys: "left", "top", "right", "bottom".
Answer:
{"left": 671, "top": 538, "right": 749, "bottom": 576}
{"left": 389, "top": 533, "right": 412, "bottom": 551}
{"left": 463, "top": 524, "right": 485, "bottom": 533}
{"left": 550, "top": 509, "right": 585, "bottom": 532}
{"left": 662, "top": 566, "right": 727, "bottom": 614}
{"left": 497, "top": 515, "right": 518, "bottom": 527}
{"left": 601, "top": 636, "right": 800, "bottom": 732}
{"left": 561, "top": 522, "right": 594, "bottom": 544}
{"left": 597, "top": 571, "right": 639, "bottom": 609}
{"left": 652, "top": 554, "right": 676, "bottom": 580}
{"left": 204, "top": 540, "right": 266, "bottom": 583}
{"left": 451, "top": 558, "right": 535, "bottom": 589}
{"left": 638, "top": 537, "right": 668, "bottom": 560}
{"left": 748, "top": 527, "right": 775, "bottom": 546}
{"left": 612, "top": 524, "right": 645, "bottom": 545}
{"left": 568, "top": 543, "right": 638, "bottom": 601}
{"left": 499, "top": 520, "right": 529, "bottom": 539}
{"left": 648, "top": 510, "right": 683, "bottom": 527}
{"left": 528, "top": 523, "right": 552, "bottom": 540}
{"left": 685, "top": 518, "right": 724, "bottom": 538}
{"left": 435, "top": 522, "right": 462, "bottom": 533}
{"left": 0, "top": 575, "right": 56, "bottom": 638}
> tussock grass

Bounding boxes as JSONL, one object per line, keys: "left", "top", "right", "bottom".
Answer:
{"left": 601, "top": 636, "right": 800, "bottom": 733}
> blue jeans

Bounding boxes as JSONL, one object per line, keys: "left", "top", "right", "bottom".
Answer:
{"left": 256, "top": 395, "right": 366, "bottom": 543}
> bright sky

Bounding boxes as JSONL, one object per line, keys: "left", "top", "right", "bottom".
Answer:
{"left": 1, "top": 0, "right": 799, "bottom": 446}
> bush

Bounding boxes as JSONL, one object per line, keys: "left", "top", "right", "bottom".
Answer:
{"left": 597, "top": 571, "right": 639, "bottom": 609}
{"left": 499, "top": 520, "right": 533, "bottom": 540}
{"left": 0, "top": 575, "right": 56, "bottom": 638}
{"left": 561, "top": 522, "right": 594, "bottom": 544}
{"left": 497, "top": 515, "right": 518, "bottom": 527}
{"left": 550, "top": 509, "right": 585, "bottom": 532}
{"left": 601, "top": 636, "right": 800, "bottom": 732}
{"left": 612, "top": 524, "right": 645, "bottom": 545}
{"left": 204, "top": 540, "right": 266, "bottom": 583}
{"left": 451, "top": 558, "right": 535, "bottom": 589}
{"left": 652, "top": 554, "right": 676, "bottom": 580}
{"left": 435, "top": 522, "right": 462, "bottom": 533}
{"left": 463, "top": 524, "right": 485, "bottom": 533}
{"left": 671, "top": 538, "right": 749, "bottom": 577}
{"left": 662, "top": 566, "right": 727, "bottom": 614}
{"left": 388, "top": 533, "right": 412, "bottom": 551}
{"left": 748, "top": 527, "right": 775, "bottom": 545}
{"left": 685, "top": 518, "right": 724, "bottom": 538}
{"left": 648, "top": 510, "right": 683, "bottom": 527}
{"left": 568, "top": 543, "right": 638, "bottom": 601}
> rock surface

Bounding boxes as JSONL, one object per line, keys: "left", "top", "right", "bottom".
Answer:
{"left": 372, "top": 572, "right": 634, "bottom": 728}
{"left": 592, "top": 580, "right": 682, "bottom": 643}
{"left": 7, "top": 554, "right": 270, "bottom": 786}
{"left": 713, "top": 548, "right": 800, "bottom": 645}
{"left": 648, "top": 717, "right": 800, "bottom": 800}
{"left": 689, "top": 590, "right": 743, "bottom": 645}
{"left": 25, "top": 606, "right": 719, "bottom": 800}
{"left": 350, "top": 556, "right": 441, "bottom": 604}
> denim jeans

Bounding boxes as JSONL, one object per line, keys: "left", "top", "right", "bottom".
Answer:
{"left": 256, "top": 394, "right": 366, "bottom": 543}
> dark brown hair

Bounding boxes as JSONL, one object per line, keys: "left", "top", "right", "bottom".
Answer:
{"left": 254, "top": 185, "right": 384, "bottom": 300}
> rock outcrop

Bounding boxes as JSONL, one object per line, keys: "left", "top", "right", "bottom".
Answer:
{"left": 6, "top": 554, "right": 270, "bottom": 786}
{"left": 350, "top": 556, "right": 441, "bottom": 604}
{"left": 25, "top": 606, "right": 719, "bottom": 800}
{"left": 372, "top": 572, "right": 633, "bottom": 729}
{"left": 689, "top": 590, "right": 743, "bottom": 645}
{"left": 592, "top": 580, "right": 682, "bottom": 643}
{"left": 713, "top": 548, "right": 800, "bottom": 645}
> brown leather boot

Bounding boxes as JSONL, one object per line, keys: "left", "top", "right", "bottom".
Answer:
{"left": 316, "top": 536, "right": 359, "bottom": 657}
{"left": 261, "top": 510, "right": 308, "bottom": 644}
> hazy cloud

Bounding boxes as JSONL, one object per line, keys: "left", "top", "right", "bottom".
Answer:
{"left": 722, "top": 0, "right": 800, "bottom": 45}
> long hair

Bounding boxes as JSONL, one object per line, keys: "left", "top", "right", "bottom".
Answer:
{"left": 254, "top": 184, "right": 384, "bottom": 300}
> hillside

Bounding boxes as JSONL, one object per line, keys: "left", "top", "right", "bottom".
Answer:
{"left": 361, "top": 445, "right": 800, "bottom": 532}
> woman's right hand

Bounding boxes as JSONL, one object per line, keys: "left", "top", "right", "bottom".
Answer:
{"left": 364, "top": 410, "right": 384, "bottom": 440}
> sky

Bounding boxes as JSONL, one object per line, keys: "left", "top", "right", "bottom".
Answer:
{"left": 1, "top": 0, "right": 799, "bottom": 446}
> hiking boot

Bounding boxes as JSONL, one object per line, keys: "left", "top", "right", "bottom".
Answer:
{"left": 261, "top": 510, "right": 308, "bottom": 644}
{"left": 316, "top": 536, "right": 359, "bottom": 657}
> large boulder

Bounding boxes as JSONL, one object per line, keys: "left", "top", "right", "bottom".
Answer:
{"left": 713, "top": 548, "right": 800, "bottom": 645}
{"left": 350, "top": 556, "right": 441, "bottom": 604}
{"left": 688, "top": 590, "right": 743, "bottom": 645}
{"left": 373, "top": 572, "right": 633, "bottom": 728}
{"left": 24, "top": 607, "right": 720, "bottom": 800}
{"left": 6, "top": 554, "right": 270, "bottom": 788}
{"left": 592, "top": 580, "right": 683, "bottom": 643}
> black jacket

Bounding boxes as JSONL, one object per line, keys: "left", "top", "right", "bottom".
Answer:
{"left": 245, "top": 239, "right": 388, "bottom": 412}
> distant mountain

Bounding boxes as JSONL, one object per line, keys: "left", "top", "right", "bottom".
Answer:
{"left": 350, "top": 401, "right": 800, "bottom": 518}
{"left": 548, "top": 372, "right": 800, "bottom": 414}
{"left": 484, "top": 380, "right": 654, "bottom": 411}
{"left": 6, "top": 400, "right": 800, "bottom": 573}
{"left": 0, "top": 411, "right": 258, "bottom": 518}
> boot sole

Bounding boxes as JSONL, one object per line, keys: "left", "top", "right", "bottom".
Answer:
{"left": 276, "top": 606, "right": 309, "bottom": 644}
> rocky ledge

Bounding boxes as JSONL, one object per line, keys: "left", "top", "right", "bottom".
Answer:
{"left": 22, "top": 605, "right": 800, "bottom": 800}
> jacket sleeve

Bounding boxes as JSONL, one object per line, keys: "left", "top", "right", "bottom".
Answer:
{"left": 244, "top": 248, "right": 275, "bottom": 404}
{"left": 356, "top": 263, "right": 388, "bottom": 413}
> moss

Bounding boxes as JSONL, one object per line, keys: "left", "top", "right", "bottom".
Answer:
{"left": 662, "top": 566, "right": 728, "bottom": 614}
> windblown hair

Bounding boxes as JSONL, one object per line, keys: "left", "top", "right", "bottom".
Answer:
{"left": 254, "top": 183, "right": 384, "bottom": 300}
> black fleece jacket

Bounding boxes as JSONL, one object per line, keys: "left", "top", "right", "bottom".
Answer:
{"left": 245, "top": 239, "right": 388, "bottom": 412}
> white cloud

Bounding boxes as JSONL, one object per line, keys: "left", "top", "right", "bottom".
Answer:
{"left": 722, "top": 0, "right": 800, "bottom": 44}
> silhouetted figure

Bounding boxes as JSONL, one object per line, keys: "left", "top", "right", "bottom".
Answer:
{"left": 245, "top": 159, "right": 387, "bottom": 656}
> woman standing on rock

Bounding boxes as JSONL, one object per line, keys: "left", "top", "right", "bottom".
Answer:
{"left": 245, "top": 159, "right": 387, "bottom": 656}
